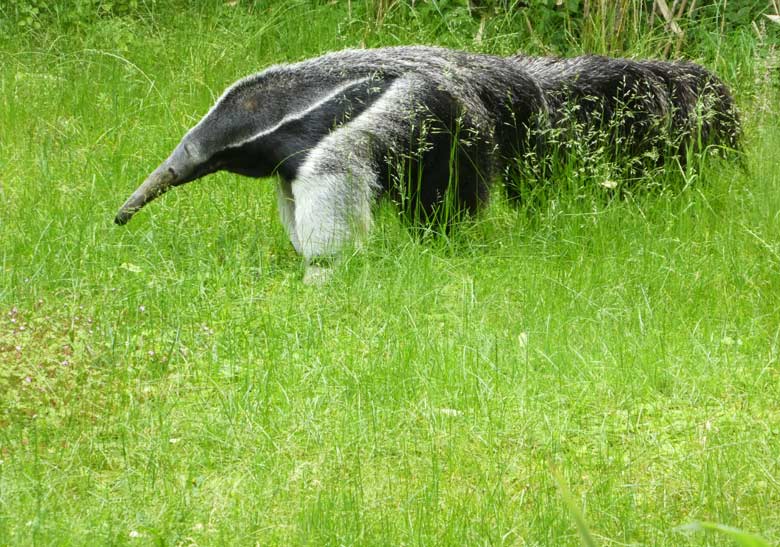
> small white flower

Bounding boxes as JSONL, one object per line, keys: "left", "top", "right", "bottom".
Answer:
{"left": 517, "top": 332, "right": 529, "bottom": 348}
{"left": 138, "top": 305, "right": 146, "bottom": 313}
{"left": 438, "top": 408, "right": 462, "bottom": 417}
{"left": 121, "top": 262, "right": 142, "bottom": 273}
{"left": 600, "top": 179, "right": 618, "bottom": 189}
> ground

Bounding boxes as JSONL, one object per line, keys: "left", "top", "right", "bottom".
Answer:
{"left": 0, "top": 2, "right": 778, "bottom": 545}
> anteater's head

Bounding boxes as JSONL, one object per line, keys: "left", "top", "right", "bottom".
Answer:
{"left": 114, "top": 73, "right": 285, "bottom": 225}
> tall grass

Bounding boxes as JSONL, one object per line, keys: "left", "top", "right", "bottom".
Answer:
{"left": 0, "top": 1, "right": 778, "bottom": 545}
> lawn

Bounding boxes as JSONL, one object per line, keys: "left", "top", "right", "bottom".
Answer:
{"left": 0, "top": 2, "right": 779, "bottom": 545}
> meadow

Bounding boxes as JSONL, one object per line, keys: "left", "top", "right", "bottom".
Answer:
{"left": 0, "top": 1, "right": 779, "bottom": 545}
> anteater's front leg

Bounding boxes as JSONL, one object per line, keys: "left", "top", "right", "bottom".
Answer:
{"left": 289, "top": 138, "right": 378, "bottom": 283}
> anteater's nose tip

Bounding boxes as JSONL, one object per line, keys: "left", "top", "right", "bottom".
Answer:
{"left": 114, "top": 211, "right": 131, "bottom": 225}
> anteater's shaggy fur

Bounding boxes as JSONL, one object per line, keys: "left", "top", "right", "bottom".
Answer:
{"left": 116, "top": 46, "right": 741, "bottom": 266}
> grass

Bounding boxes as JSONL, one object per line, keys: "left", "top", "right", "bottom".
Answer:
{"left": 1, "top": 1, "right": 779, "bottom": 545}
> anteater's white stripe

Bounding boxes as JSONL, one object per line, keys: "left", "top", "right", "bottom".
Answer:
{"left": 188, "top": 76, "right": 376, "bottom": 154}
{"left": 229, "top": 76, "right": 376, "bottom": 149}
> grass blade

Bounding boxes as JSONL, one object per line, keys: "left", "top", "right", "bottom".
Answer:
{"left": 675, "top": 521, "right": 771, "bottom": 547}
{"left": 552, "top": 468, "right": 599, "bottom": 547}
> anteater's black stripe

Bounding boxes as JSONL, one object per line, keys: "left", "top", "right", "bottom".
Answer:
{"left": 215, "top": 75, "right": 397, "bottom": 181}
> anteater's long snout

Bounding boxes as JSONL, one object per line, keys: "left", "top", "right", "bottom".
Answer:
{"left": 114, "top": 162, "right": 178, "bottom": 225}
{"left": 114, "top": 145, "right": 195, "bottom": 225}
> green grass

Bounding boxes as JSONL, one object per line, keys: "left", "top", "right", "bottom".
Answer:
{"left": 1, "top": 2, "right": 779, "bottom": 545}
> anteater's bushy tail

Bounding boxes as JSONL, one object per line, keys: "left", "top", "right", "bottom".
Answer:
{"left": 512, "top": 54, "right": 741, "bottom": 165}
